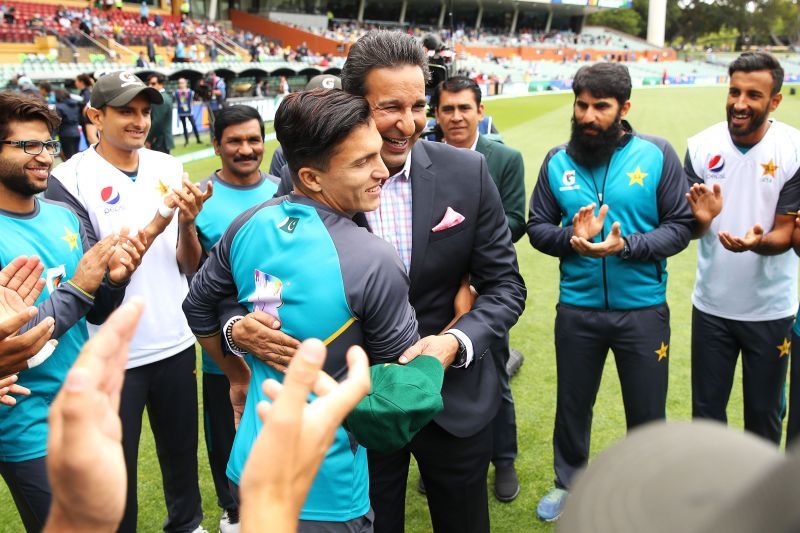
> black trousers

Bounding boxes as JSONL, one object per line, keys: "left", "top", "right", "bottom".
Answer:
{"left": 202, "top": 372, "right": 237, "bottom": 513}
{"left": 368, "top": 421, "right": 493, "bottom": 533}
{"left": 491, "top": 340, "right": 517, "bottom": 468}
{"left": 178, "top": 114, "right": 201, "bottom": 144}
{"left": 787, "top": 330, "right": 800, "bottom": 446}
{"left": 553, "top": 303, "right": 670, "bottom": 489}
{"left": 59, "top": 136, "right": 80, "bottom": 160}
{"left": 692, "top": 307, "right": 792, "bottom": 445}
{"left": 117, "top": 346, "right": 203, "bottom": 533}
{"left": 0, "top": 456, "right": 50, "bottom": 532}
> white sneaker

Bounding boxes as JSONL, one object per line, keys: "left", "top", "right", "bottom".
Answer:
{"left": 190, "top": 528, "right": 209, "bottom": 533}
{"left": 219, "top": 509, "right": 240, "bottom": 533}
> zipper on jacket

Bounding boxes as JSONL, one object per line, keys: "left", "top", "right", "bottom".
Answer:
{"left": 594, "top": 161, "right": 611, "bottom": 310}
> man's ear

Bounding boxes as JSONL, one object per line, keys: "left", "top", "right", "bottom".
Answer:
{"left": 619, "top": 100, "right": 632, "bottom": 119}
{"left": 86, "top": 107, "right": 103, "bottom": 129}
{"left": 297, "top": 167, "right": 322, "bottom": 192}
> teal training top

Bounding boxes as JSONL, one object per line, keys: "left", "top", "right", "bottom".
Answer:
{"left": 194, "top": 171, "right": 279, "bottom": 375}
{"left": 0, "top": 199, "right": 91, "bottom": 462}
{"left": 527, "top": 127, "right": 693, "bottom": 310}
{"left": 184, "top": 194, "right": 419, "bottom": 522}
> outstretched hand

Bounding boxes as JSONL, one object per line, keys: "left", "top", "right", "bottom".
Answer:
{"left": 44, "top": 299, "right": 144, "bottom": 533}
{"left": 718, "top": 224, "right": 764, "bottom": 253}
{"left": 239, "top": 339, "right": 370, "bottom": 532}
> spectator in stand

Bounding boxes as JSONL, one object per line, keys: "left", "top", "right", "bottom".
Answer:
{"left": 180, "top": 0, "right": 190, "bottom": 21}
{"left": 136, "top": 51, "right": 150, "bottom": 68}
{"left": 208, "top": 40, "right": 218, "bottom": 62}
{"left": 153, "top": 13, "right": 162, "bottom": 27}
{"left": 175, "top": 39, "right": 186, "bottom": 63}
{"left": 146, "top": 36, "right": 156, "bottom": 63}
{"left": 54, "top": 89, "right": 82, "bottom": 160}
{"left": 4, "top": 6, "right": 15, "bottom": 24}
{"left": 139, "top": 1, "right": 149, "bottom": 23}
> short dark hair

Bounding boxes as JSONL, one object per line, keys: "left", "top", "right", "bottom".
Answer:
{"left": 572, "top": 63, "right": 632, "bottom": 106}
{"left": 729, "top": 52, "right": 784, "bottom": 95}
{"left": 38, "top": 81, "right": 51, "bottom": 93}
{"left": 274, "top": 89, "right": 371, "bottom": 185}
{"left": 213, "top": 104, "right": 264, "bottom": 143}
{"left": 341, "top": 30, "right": 430, "bottom": 97}
{"left": 148, "top": 72, "right": 166, "bottom": 85}
{"left": 76, "top": 73, "right": 94, "bottom": 87}
{"left": 0, "top": 91, "right": 60, "bottom": 149}
{"left": 430, "top": 76, "right": 481, "bottom": 111}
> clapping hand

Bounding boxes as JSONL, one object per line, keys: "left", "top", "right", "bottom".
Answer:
{"left": 572, "top": 203, "right": 608, "bottom": 240}
{"left": 718, "top": 224, "right": 764, "bottom": 253}
{"left": 571, "top": 221, "right": 625, "bottom": 258}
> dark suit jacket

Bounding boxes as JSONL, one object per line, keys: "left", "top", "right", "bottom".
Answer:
{"left": 475, "top": 135, "right": 526, "bottom": 243}
{"left": 146, "top": 91, "right": 174, "bottom": 153}
{"left": 276, "top": 140, "right": 526, "bottom": 437}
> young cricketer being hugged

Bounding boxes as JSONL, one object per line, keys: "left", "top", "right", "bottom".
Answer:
{"left": 0, "top": 91, "right": 147, "bottom": 532}
{"left": 193, "top": 104, "right": 280, "bottom": 533}
{"left": 527, "top": 63, "right": 693, "bottom": 522}
{"left": 183, "top": 89, "right": 420, "bottom": 531}
{"left": 45, "top": 71, "right": 212, "bottom": 533}
{"left": 685, "top": 52, "right": 800, "bottom": 445}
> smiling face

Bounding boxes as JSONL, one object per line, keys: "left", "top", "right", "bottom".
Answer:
{"left": 363, "top": 65, "right": 427, "bottom": 175}
{"left": 214, "top": 118, "right": 264, "bottom": 182}
{"left": 726, "top": 70, "right": 782, "bottom": 145}
{"left": 301, "top": 119, "right": 389, "bottom": 217}
{"left": 89, "top": 94, "right": 151, "bottom": 152}
{"left": 0, "top": 120, "right": 54, "bottom": 201}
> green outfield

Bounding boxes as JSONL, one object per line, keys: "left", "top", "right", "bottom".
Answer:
{"left": 1, "top": 85, "right": 799, "bottom": 532}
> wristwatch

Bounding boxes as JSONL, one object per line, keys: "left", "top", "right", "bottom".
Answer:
{"left": 619, "top": 237, "right": 632, "bottom": 260}
{"left": 452, "top": 335, "right": 468, "bottom": 367}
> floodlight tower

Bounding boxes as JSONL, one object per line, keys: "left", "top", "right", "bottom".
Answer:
{"left": 647, "top": 0, "right": 667, "bottom": 47}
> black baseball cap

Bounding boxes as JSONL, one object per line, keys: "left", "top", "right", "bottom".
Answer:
{"left": 90, "top": 71, "right": 163, "bottom": 108}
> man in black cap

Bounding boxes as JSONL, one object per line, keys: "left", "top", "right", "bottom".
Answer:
{"left": 46, "top": 70, "right": 212, "bottom": 533}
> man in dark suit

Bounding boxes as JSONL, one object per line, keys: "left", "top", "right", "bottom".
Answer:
{"left": 430, "top": 75, "right": 526, "bottom": 502}
{"left": 145, "top": 73, "right": 174, "bottom": 154}
{"left": 224, "top": 31, "right": 526, "bottom": 533}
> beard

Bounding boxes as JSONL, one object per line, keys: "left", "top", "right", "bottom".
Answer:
{"left": 567, "top": 113, "right": 624, "bottom": 167}
{"left": 0, "top": 160, "right": 47, "bottom": 197}
{"left": 726, "top": 104, "right": 769, "bottom": 140}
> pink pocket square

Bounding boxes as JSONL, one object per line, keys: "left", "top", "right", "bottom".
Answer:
{"left": 432, "top": 207, "right": 465, "bottom": 232}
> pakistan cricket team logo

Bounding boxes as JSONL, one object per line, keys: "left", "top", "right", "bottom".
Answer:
{"left": 278, "top": 216, "right": 299, "bottom": 233}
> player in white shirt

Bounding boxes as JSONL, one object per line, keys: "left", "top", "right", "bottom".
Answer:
{"left": 685, "top": 52, "right": 800, "bottom": 444}
{"left": 46, "top": 71, "right": 212, "bottom": 532}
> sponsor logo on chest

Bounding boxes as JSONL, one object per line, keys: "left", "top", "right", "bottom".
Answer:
{"left": 559, "top": 170, "right": 580, "bottom": 191}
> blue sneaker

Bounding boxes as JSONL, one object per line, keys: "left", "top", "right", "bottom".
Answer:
{"left": 536, "top": 488, "right": 568, "bottom": 522}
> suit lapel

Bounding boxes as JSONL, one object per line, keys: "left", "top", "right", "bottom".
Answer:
{"left": 475, "top": 134, "right": 492, "bottom": 159}
{"left": 409, "top": 142, "right": 435, "bottom": 287}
